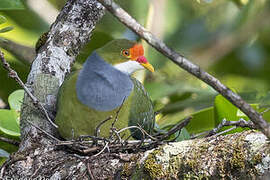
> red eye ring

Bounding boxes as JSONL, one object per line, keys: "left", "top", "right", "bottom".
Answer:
{"left": 122, "top": 49, "right": 130, "bottom": 57}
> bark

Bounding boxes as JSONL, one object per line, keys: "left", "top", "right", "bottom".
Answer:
{"left": 135, "top": 131, "right": 270, "bottom": 180}
{"left": 20, "top": 0, "right": 105, "bottom": 146}
{"left": 2, "top": 131, "right": 270, "bottom": 179}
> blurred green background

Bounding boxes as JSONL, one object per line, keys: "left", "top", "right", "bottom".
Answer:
{"left": 1, "top": 0, "right": 270, "bottom": 142}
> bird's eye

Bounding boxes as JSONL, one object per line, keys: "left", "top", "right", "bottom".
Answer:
{"left": 122, "top": 49, "right": 130, "bottom": 57}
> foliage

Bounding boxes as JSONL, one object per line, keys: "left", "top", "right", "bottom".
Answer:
{"left": 0, "top": 15, "right": 13, "bottom": 34}
{"left": 0, "top": 89, "right": 23, "bottom": 164}
{"left": 0, "top": 0, "right": 24, "bottom": 10}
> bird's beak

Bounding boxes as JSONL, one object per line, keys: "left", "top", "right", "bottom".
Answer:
{"left": 136, "top": 56, "right": 155, "bottom": 72}
{"left": 141, "top": 62, "right": 155, "bottom": 72}
{"left": 130, "top": 44, "right": 154, "bottom": 72}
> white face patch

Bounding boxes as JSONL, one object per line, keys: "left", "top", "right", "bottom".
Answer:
{"left": 114, "top": 60, "right": 144, "bottom": 75}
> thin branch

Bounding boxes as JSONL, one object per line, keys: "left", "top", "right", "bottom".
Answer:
{"left": 190, "top": 131, "right": 210, "bottom": 139}
{"left": 94, "top": 115, "right": 113, "bottom": 138}
{"left": 0, "top": 50, "right": 58, "bottom": 128}
{"left": 110, "top": 128, "right": 123, "bottom": 144}
{"left": 111, "top": 97, "right": 126, "bottom": 128}
{"left": 214, "top": 127, "right": 237, "bottom": 137}
{"left": 156, "top": 117, "right": 191, "bottom": 140}
{"left": 0, "top": 136, "right": 20, "bottom": 146}
{"left": 93, "top": 141, "right": 109, "bottom": 157}
{"left": 26, "top": 120, "right": 60, "bottom": 142}
{"left": 261, "top": 108, "right": 270, "bottom": 115}
{"left": 206, "top": 118, "right": 256, "bottom": 137}
{"left": 137, "top": 124, "right": 157, "bottom": 141}
{"left": 98, "top": 0, "right": 270, "bottom": 139}
{"left": 87, "top": 162, "right": 96, "bottom": 180}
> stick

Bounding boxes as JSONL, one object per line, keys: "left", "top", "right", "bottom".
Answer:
{"left": 0, "top": 136, "right": 20, "bottom": 146}
{"left": 156, "top": 117, "right": 191, "bottom": 140}
{"left": 27, "top": 120, "right": 60, "bottom": 142}
{"left": 206, "top": 118, "right": 256, "bottom": 137}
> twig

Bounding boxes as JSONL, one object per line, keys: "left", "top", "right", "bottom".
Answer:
{"left": 190, "top": 131, "right": 210, "bottom": 139}
{"left": 0, "top": 136, "right": 20, "bottom": 146}
{"left": 56, "top": 118, "right": 191, "bottom": 155}
{"left": 0, "top": 50, "right": 58, "bottom": 128}
{"left": 117, "top": 126, "right": 145, "bottom": 139}
{"left": 156, "top": 117, "right": 191, "bottom": 140}
{"left": 26, "top": 120, "right": 60, "bottom": 142}
{"left": 214, "top": 127, "right": 237, "bottom": 137}
{"left": 110, "top": 128, "right": 123, "bottom": 144}
{"left": 111, "top": 97, "right": 126, "bottom": 128}
{"left": 118, "top": 126, "right": 146, "bottom": 150}
{"left": 0, "top": 161, "right": 7, "bottom": 178}
{"left": 137, "top": 124, "right": 157, "bottom": 141}
{"left": 94, "top": 116, "right": 113, "bottom": 138}
{"left": 97, "top": 0, "right": 270, "bottom": 139}
{"left": 94, "top": 141, "right": 109, "bottom": 157}
{"left": 261, "top": 108, "right": 270, "bottom": 115}
{"left": 82, "top": 146, "right": 100, "bottom": 154}
{"left": 87, "top": 162, "right": 96, "bottom": 180}
{"left": 206, "top": 118, "right": 256, "bottom": 137}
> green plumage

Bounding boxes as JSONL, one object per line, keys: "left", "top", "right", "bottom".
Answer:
{"left": 55, "top": 39, "right": 155, "bottom": 140}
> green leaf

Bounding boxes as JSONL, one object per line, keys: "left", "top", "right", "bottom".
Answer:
{"left": 259, "top": 92, "right": 270, "bottom": 108}
{"left": 0, "top": 15, "right": 7, "bottom": 24}
{"left": 0, "top": 157, "right": 7, "bottom": 166}
{"left": 185, "top": 107, "right": 215, "bottom": 134}
{"left": 213, "top": 94, "right": 256, "bottom": 134}
{"left": 176, "top": 128, "right": 190, "bottom": 141}
{"left": 8, "top": 89, "right": 24, "bottom": 112}
{"left": 0, "top": 26, "right": 14, "bottom": 33}
{"left": 214, "top": 94, "right": 238, "bottom": 125}
{"left": 0, "top": 109, "right": 20, "bottom": 137}
{"left": 160, "top": 107, "right": 215, "bottom": 135}
{"left": 0, "top": 149, "right": 9, "bottom": 158}
{"left": 0, "top": 0, "right": 24, "bottom": 10}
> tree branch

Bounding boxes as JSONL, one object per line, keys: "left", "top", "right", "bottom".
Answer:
{"left": 19, "top": 0, "right": 105, "bottom": 147}
{"left": 97, "top": 0, "right": 270, "bottom": 139}
{"left": 137, "top": 131, "right": 270, "bottom": 179}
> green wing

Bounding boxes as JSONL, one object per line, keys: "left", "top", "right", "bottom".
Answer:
{"left": 128, "top": 78, "right": 155, "bottom": 139}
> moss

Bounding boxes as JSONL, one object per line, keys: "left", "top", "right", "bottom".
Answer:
{"left": 136, "top": 131, "right": 269, "bottom": 179}
{"left": 230, "top": 147, "right": 246, "bottom": 169}
{"left": 143, "top": 150, "right": 165, "bottom": 179}
{"left": 176, "top": 140, "right": 210, "bottom": 179}
{"left": 122, "top": 163, "right": 133, "bottom": 177}
{"left": 251, "top": 152, "right": 263, "bottom": 165}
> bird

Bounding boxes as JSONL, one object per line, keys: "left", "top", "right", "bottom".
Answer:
{"left": 55, "top": 39, "right": 155, "bottom": 140}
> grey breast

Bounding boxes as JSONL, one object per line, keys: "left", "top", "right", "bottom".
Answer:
{"left": 76, "top": 51, "right": 134, "bottom": 111}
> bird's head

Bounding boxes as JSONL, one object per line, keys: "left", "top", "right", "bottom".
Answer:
{"left": 96, "top": 39, "right": 154, "bottom": 74}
